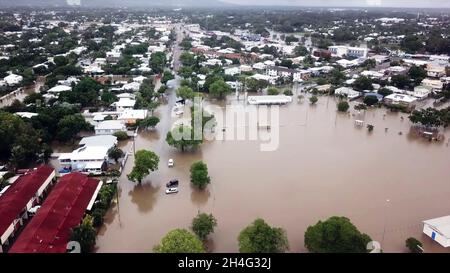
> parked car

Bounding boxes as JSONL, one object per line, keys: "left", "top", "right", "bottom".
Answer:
{"left": 166, "top": 179, "right": 179, "bottom": 188}
{"left": 165, "top": 187, "right": 178, "bottom": 194}
{"left": 168, "top": 159, "right": 174, "bottom": 167}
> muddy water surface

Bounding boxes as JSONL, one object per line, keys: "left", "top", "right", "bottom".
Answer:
{"left": 95, "top": 91, "right": 450, "bottom": 253}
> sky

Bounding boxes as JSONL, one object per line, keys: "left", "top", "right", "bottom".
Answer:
{"left": 222, "top": 0, "right": 450, "bottom": 8}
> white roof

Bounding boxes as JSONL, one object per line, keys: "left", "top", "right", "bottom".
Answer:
{"left": 15, "top": 112, "right": 38, "bottom": 118}
{"left": 79, "top": 135, "right": 118, "bottom": 148}
{"left": 93, "top": 114, "right": 107, "bottom": 121}
{"left": 47, "top": 85, "right": 72, "bottom": 93}
{"left": 95, "top": 120, "right": 125, "bottom": 131}
{"left": 423, "top": 216, "right": 450, "bottom": 239}
{"left": 114, "top": 98, "right": 136, "bottom": 108}
{"left": 117, "top": 93, "right": 136, "bottom": 99}
{"left": 247, "top": 95, "right": 292, "bottom": 105}
{"left": 122, "top": 82, "right": 141, "bottom": 91}
{"left": 118, "top": 109, "right": 148, "bottom": 120}
{"left": 385, "top": 93, "right": 417, "bottom": 103}
{"left": 60, "top": 146, "right": 109, "bottom": 161}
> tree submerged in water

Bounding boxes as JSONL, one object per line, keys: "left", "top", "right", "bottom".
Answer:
{"left": 127, "top": 150, "right": 159, "bottom": 183}
{"left": 304, "top": 216, "right": 372, "bottom": 253}
{"left": 153, "top": 229, "right": 205, "bottom": 253}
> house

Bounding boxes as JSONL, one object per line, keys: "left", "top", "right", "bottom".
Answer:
{"left": 315, "top": 84, "right": 332, "bottom": 93}
{"left": 384, "top": 93, "right": 417, "bottom": 109}
{"left": 250, "top": 74, "right": 277, "bottom": 85}
{"left": 421, "top": 78, "right": 444, "bottom": 92}
{"left": 422, "top": 215, "right": 450, "bottom": 248}
{"left": 265, "top": 66, "right": 309, "bottom": 82}
{"left": 15, "top": 112, "right": 38, "bottom": 119}
{"left": 247, "top": 95, "right": 292, "bottom": 105}
{"left": 95, "top": 120, "right": 126, "bottom": 135}
{"left": 3, "top": 74, "right": 23, "bottom": 86}
{"left": 426, "top": 65, "right": 446, "bottom": 78}
{"left": 252, "top": 62, "right": 266, "bottom": 70}
{"left": 361, "top": 70, "right": 384, "bottom": 79}
{"left": 112, "top": 97, "right": 136, "bottom": 112}
{"left": 57, "top": 77, "right": 79, "bottom": 86}
{"left": 240, "top": 65, "right": 253, "bottom": 72}
{"left": 133, "top": 75, "right": 147, "bottom": 83}
{"left": 0, "top": 166, "right": 56, "bottom": 253}
{"left": 408, "top": 86, "right": 432, "bottom": 100}
{"left": 9, "top": 173, "right": 102, "bottom": 253}
{"left": 117, "top": 109, "right": 148, "bottom": 125}
{"left": 121, "top": 82, "right": 141, "bottom": 92}
{"left": 58, "top": 135, "right": 118, "bottom": 175}
{"left": 106, "top": 51, "right": 122, "bottom": 63}
{"left": 224, "top": 67, "right": 241, "bottom": 76}
{"left": 47, "top": 85, "right": 72, "bottom": 94}
{"left": 335, "top": 87, "right": 361, "bottom": 100}
{"left": 336, "top": 59, "right": 359, "bottom": 68}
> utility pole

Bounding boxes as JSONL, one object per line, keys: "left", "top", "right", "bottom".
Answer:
{"left": 381, "top": 199, "right": 390, "bottom": 248}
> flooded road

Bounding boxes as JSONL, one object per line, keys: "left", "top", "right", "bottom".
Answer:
{"left": 0, "top": 76, "right": 45, "bottom": 108}
{"left": 94, "top": 84, "right": 450, "bottom": 253}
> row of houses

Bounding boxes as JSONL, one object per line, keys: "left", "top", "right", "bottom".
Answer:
{"left": 0, "top": 166, "right": 102, "bottom": 253}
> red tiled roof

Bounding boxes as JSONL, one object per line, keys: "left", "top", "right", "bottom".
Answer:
{"left": 9, "top": 172, "right": 100, "bottom": 253}
{"left": 0, "top": 166, "right": 55, "bottom": 238}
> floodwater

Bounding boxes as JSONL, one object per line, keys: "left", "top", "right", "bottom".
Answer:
{"left": 95, "top": 82, "right": 450, "bottom": 253}
{"left": 0, "top": 76, "right": 45, "bottom": 108}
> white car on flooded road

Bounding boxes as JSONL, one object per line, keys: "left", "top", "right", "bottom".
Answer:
{"left": 166, "top": 187, "right": 178, "bottom": 194}
{"left": 168, "top": 159, "right": 174, "bottom": 167}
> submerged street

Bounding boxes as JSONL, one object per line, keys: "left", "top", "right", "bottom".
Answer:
{"left": 95, "top": 88, "right": 450, "bottom": 252}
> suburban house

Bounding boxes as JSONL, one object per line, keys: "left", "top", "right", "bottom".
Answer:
{"left": 9, "top": 173, "right": 102, "bottom": 253}
{"left": 335, "top": 87, "right": 361, "bottom": 100}
{"left": 3, "top": 74, "right": 23, "bottom": 86}
{"left": 408, "top": 86, "right": 432, "bottom": 100}
{"left": 422, "top": 216, "right": 450, "bottom": 248}
{"left": 117, "top": 109, "right": 148, "bottom": 125}
{"left": 47, "top": 85, "right": 72, "bottom": 94}
{"left": 426, "top": 65, "right": 446, "bottom": 78}
{"left": 121, "top": 82, "right": 141, "bottom": 92}
{"left": 112, "top": 95, "right": 136, "bottom": 112}
{"left": 250, "top": 74, "right": 277, "bottom": 85}
{"left": 384, "top": 93, "right": 417, "bottom": 109}
{"left": 94, "top": 120, "right": 126, "bottom": 135}
{"left": 421, "top": 78, "right": 444, "bottom": 92}
{"left": 265, "top": 66, "right": 310, "bottom": 82}
{"left": 0, "top": 166, "right": 56, "bottom": 253}
{"left": 58, "top": 135, "right": 118, "bottom": 175}
{"left": 106, "top": 51, "right": 122, "bottom": 63}
{"left": 224, "top": 67, "right": 241, "bottom": 76}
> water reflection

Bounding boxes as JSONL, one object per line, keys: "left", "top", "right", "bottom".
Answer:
{"left": 128, "top": 183, "right": 160, "bottom": 213}
{"left": 190, "top": 187, "right": 211, "bottom": 206}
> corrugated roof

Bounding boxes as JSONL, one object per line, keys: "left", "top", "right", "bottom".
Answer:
{"left": 9, "top": 173, "right": 100, "bottom": 253}
{"left": 0, "top": 166, "right": 55, "bottom": 238}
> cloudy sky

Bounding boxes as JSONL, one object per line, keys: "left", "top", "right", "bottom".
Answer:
{"left": 222, "top": 0, "right": 450, "bottom": 8}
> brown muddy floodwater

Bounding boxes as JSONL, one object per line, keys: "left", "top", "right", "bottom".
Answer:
{"left": 94, "top": 90, "right": 450, "bottom": 253}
